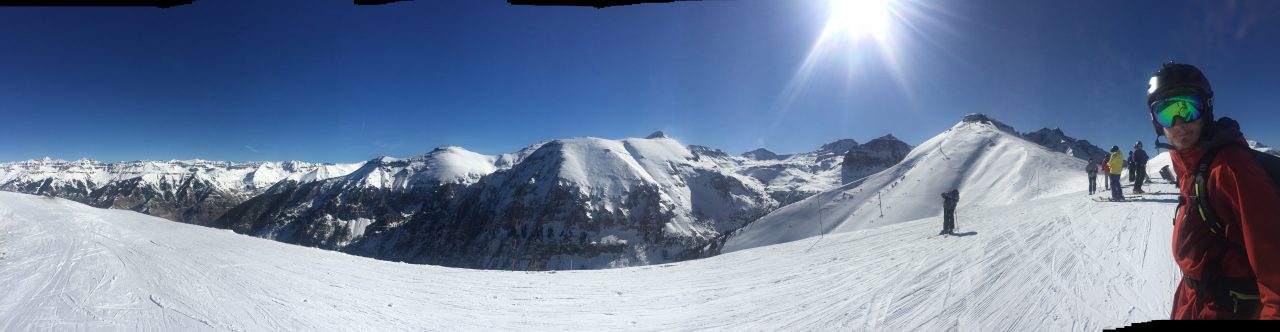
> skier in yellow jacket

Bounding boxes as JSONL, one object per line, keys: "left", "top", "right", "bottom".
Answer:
{"left": 1107, "top": 146, "right": 1125, "bottom": 201}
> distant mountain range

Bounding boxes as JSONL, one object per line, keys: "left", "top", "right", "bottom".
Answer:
{"left": 0, "top": 158, "right": 361, "bottom": 225}
{"left": 3, "top": 114, "right": 1178, "bottom": 270}
{"left": 1249, "top": 140, "right": 1280, "bottom": 157}
{"left": 1, "top": 133, "right": 915, "bottom": 270}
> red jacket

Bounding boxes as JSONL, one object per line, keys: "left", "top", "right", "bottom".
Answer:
{"left": 1169, "top": 118, "right": 1280, "bottom": 319}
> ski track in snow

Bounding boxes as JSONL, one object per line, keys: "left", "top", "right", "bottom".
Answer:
{"left": 0, "top": 182, "right": 1179, "bottom": 331}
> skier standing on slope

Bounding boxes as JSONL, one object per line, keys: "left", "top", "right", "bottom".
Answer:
{"left": 1132, "top": 141, "right": 1150, "bottom": 194}
{"left": 1126, "top": 151, "right": 1136, "bottom": 183}
{"left": 939, "top": 189, "right": 959, "bottom": 235}
{"left": 1126, "top": 150, "right": 1136, "bottom": 183}
{"left": 1086, "top": 158, "right": 1099, "bottom": 195}
{"left": 1107, "top": 146, "right": 1125, "bottom": 201}
{"left": 1148, "top": 62, "right": 1280, "bottom": 319}
{"left": 1102, "top": 154, "right": 1112, "bottom": 190}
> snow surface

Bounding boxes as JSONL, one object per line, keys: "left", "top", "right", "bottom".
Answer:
{"left": 0, "top": 180, "right": 1178, "bottom": 330}
{"left": 724, "top": 120, "right": 1084, "bottom": 252}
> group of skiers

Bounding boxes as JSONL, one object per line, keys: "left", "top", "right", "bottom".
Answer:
{"left": 1086, "top": 142, "right": 1151, "bottom": 201}
{"left": 938, "top": 62, "right": 1280, "bottom": 319}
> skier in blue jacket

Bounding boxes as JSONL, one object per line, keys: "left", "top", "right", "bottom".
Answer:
{"left": 1132, "top": 141, "right": 1150, "bottom": 194}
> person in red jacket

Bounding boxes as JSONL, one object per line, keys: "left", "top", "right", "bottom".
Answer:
{"left": 1149, "top": 62, "right": 1280, "bottom": 319}
{"left": 1101, "top": 155, "right": 1111, "bottom": 190}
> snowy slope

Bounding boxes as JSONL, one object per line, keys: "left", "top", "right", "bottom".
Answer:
{"left": 0, "top": 181, "right": 1179, "bottom": 330}
{"left": 1146, "top": 151, "right": 1173, "bottom": 181}
{"left": 724, "top": 115, "right": 1084, "bottom": 253}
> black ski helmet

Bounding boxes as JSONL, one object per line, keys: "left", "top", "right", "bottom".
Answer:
{"left": 1147, "top": 61, "right": 1214, "bottom": 136}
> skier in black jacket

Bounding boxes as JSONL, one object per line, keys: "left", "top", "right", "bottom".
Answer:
{"left": 1086, "top": 158, "right": 1099, "bottom": 195}
{"left": 940, "top": 189, "right": 960, "bottom": 235}
{"left": 1131, "top": 141, "right": 1150, "bottom": 194}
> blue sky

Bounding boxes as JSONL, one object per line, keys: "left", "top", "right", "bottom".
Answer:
{"left": 2, "top": 0, "right": 1278, "bottom": 163}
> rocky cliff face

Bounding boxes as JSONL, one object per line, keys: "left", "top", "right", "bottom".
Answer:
{"left": 841, "top": 134, "right": 912, "bottom": 184}
{"left": 1023, "top": 128, "right": 1108, "bottom": 162}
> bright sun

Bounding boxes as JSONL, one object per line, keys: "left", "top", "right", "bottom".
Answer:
{"left": 824, "top": 0, "right": 893, "bottom": 41}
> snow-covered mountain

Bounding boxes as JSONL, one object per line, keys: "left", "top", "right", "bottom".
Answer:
{"left": 741, "top": 148, "right": 782, "bottom": 161}
{"left": 723, "top": 113, "right": 1085, "bottom": 252}
{"left": 219, "top": 137, "right": 778, "bottom": 270}
{"left": 1249, "top": 140, "right": 1280, "bottom": 157}
{"left": 0, "top": 158, "right": 361, "bottom": 225}
{"left": 211, "top": 131, "right": 915, "bottom": 270}
{"left": 0, "top": 133, "right": 906, "bottom": 270}
{"left": 1022, "top": 127, "right": 1108, "bottom": 162}
{"left": 733, "top": 137, "right": 909, "bottom": 205}
{"left": 211, "top": 146, "right": 521, "bottom": 249}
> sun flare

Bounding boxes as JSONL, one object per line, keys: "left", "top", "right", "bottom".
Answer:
{"left": 824, "top": 0, "right": 893, "bottom": 41}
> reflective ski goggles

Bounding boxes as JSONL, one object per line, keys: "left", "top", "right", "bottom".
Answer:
{"left": 1149, "top": 95, "right": 1203, "bottom": 128}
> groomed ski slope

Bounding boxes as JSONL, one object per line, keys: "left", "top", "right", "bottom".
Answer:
{"left": 0, "top": 185, "right": 1177, "bottom": 331}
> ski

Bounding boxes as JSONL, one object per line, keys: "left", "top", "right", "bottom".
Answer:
{"left": 1092, "top": 195, "right": 1143, "bottom": 202}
